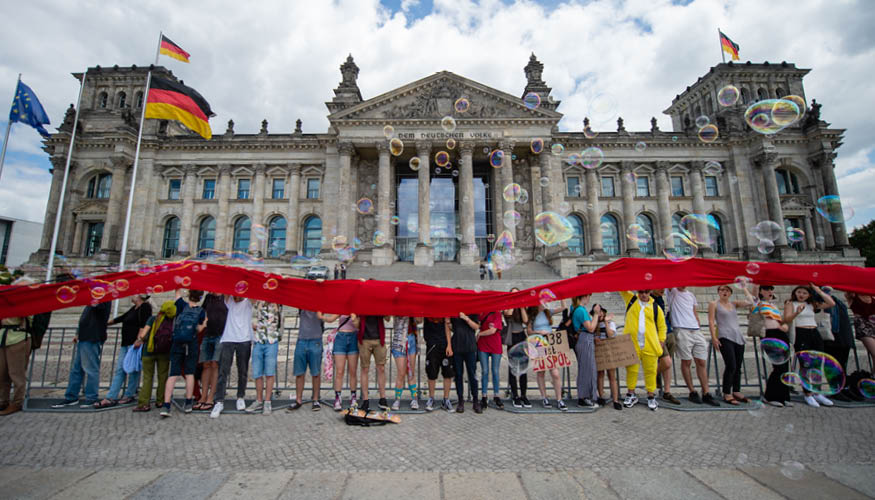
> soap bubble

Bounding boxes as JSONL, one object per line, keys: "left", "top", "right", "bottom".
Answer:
{"left": 695, "top": 115, "right": 710, "bottom": 128}
{"left": 745, "top": 262, "right": 760, "bottom": 275}
{"left": 234, "top": 280, "right": 249, "bottom": 295}
{"left": 263, "top": 278, "right": 278, "bottom": 290}
{"left": 786, "top": 227, "right": 805, "bottom": 244}
{"left": 539, "top": 176, "right": 550, "bottom": 187}
{"left": 581, "top": 147, "right": 604, "bottom": 169}
{"left": 717, "top": 85, "right": 740, "bottom": 106}
{"left": 644, "top": 272, "right": 653, "bottom": 281}
{"left": 390, "top": 215, "right": 400, "bottom": 225}
{"left": 446, "top": 138, "right": 456, "bottom": 150}
{"left": 746, "top": 399, "right": 765, "bottom": 417}
{"left": 518, "top": 189, "right": 528, "bottom": 204}
{"left": 733, "top": 275, "right": 753, "bottom": 292}
{"left": 503, "top": 183, "right": 522, "bottom": 202}
{"left": 815, "top": 195, "right": 854, "bottom": 223}
{"left": 750, "top": 220, "right": 784, "bottom": 242}
{"left": 382, "top": 125, "right": 395, "bottom": 139}
{"left": 507, "top": 341, "right": 530, "bottom": 376}
{"left": 373, "top": 230, "right": 387, "bottom": 246}
{"left": 744, "top": 99, "right": 801, "bottom": 134}
{"left": 434, "top": 151, "right": 450, "bottom": 167}
{"left": 663, "top": 233, "right": 697, "bottom": 262}
{"left": 538, "top": 288, "right": 557, "bottom": 307}
{"left": 408, "top": 157, "right": 421, "bottom": 171}
{"left": 625, "top": 224, "right": 652, "bottom": 245}
{"left": 680, "top": 214, "right": 719, "bottom": 247}
{"left": 757, "top": 239, "right": 775, "bottom": 255}
{"left": 356, "top": 198, "right": 374, "bottom": 215}
{"left": 858, "top": 378, "right": 875, "bottom": 398}
{"left": 534, "top": 211, "right": 574, "bottom": 246}
{"left": 114, "top": 279, "right": 130, "bottom": 292}
{"left": 761, "top": 338, "right": 790, "bottom": 364}
{"left": 780, "top": 461, "right": 805, "bottom": 480}
{"left": 331, "top": 235, "right": 348, "bottom": 251}
{"left": 583, "top": 126, "right": 598, "bottom": 139}
{"left": 523, "top": 92, "right": 541, "bottom": 110}
{"left": 550, "top": 143, "right": 565, "bottom": 156}
{"left": 697, "top": 124, "right": 719, "bottom": 143}
{"left": 389, "top": 138, "right": 404, "bottom": 156}
{"left": 588, "top": 92, "right": 618, "bottom": 126}
{"left": 634, "top": 141, "right": 646, "bottom": 153}
{"left": 489, "top": 150, "right": 504, "bottom": 168}
{"left": 441, "top": 116, "right": 457, "bottom": 132}
{"left": 530, "top": 138, "right": 544, "bottom": 154}
{"left": 454, "top": 97, "right": 470, "bottom": 113}
{"left": 252, "top": 224, "right": 268, "bottom": 241}
{"left": 452, "top": 169, "right": 459, "bottom": 177}
{"left": 558, "top": 201, "right": 571, "bottom": 214}
{"left": 796, "top": 350, "right": 844, "bottom": 395}
{"left": 503, "top": 210, "right": 521, "bottom": 228}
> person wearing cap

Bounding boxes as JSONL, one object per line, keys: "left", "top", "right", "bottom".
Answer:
{"left": 619, "top": 289, "right": 667, "bottom": 411}
{"left": 0, "top": 277, "right": 36, "bottom": 415}
{"left": 94, "top": 295, "right": 152, "bottom": 408}
{"left": 133, "top": 300, "right": 176, "bottom": 412}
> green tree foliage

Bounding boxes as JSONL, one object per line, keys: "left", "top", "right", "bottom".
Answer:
{"left": 849, "top": 220, "right": 875, "bottom": 267}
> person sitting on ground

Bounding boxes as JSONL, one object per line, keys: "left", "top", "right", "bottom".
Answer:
{"left": 194, "top": 292, "right": 227, "bottom": 412}
{"left": 247, "top": 300, "right": 283, "bottom": 415}
{"left": 783, "top": 283, "right": 835, "bottom": 408}
{"left": 668, "top": 287, "right": 719, "bottom": 407}
{"left": 161, "top": 289, "right": 207, "bottom": 417}
{"left": 423, "top": 317, "right": 454, "bottom": 412}
{"left": 210, "top": 294, "right": 253, "bottom": 418}
{"left": 593, "top": 305, "right": 621, "bottom": 410}
{"left": 94, "top": 294, "right": 152, "bottom": 408}
{"left": 389, "top": 315, "right": 421, "bottom": 411}
{"left": 289, "top": 309, "right": 337, "bottom": 411}
{"left": 133, "top": 301, "right": 175, "bottom": 412}
{"left": 650, "top": 289, "right": 680, "bottom": 405}
{"left": 619, "top": 289, "right": 667, "bottom": 411}
{"left": 708, "top": 285, "right": 754, "bottom": 405}
{"left": 52, "top": 301, "right": 112, "bottom": 408}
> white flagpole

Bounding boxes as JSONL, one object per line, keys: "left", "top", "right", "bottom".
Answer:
{"left": 114, "top": 31, "right": 162, "bottom": 315}
{"left": 0, "top": 74, "right": 22, "bottom": 184}
{"left": 46, "top": 70, "right": 87, "bottom": 283}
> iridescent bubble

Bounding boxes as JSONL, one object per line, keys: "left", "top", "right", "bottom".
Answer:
{"left": 539, "top": 176, "right": 550, "bottom": 187}
{"left": 331, "top": 235, "right": 348, "bottom": 251}
{"left": 745, "top": 262, "right": 760, "bottom": 275}
{"left": 858, "top": 378, "right": 875, "bottom": 398}
{"left": 486, "top": 234, "right": 496, "bottom": 243}
{"left": 680, "top": 214, "right": 719, "bottom": 247}
{"left": 503, "top": 210, "right": 521, "bottom": 228}
{"left": 356, "top": 198, "right": 374, "bottom": 215}
{"left": 446, "top": 138, "right": 456, "bottom": 150}
{"left": 538, "top": 288, "right": 557, "bottom": 307}
{"left": 114, "top": 279, "right": 130, "bottom": 292}
{"left": 408, "top": 157, "right": 421, "bottom": 171}
{"left": 434, "top": 151, "right": 450, "bottom": 167}
{"left": 534, "top": 211, "right": 574, "bottom": 246}
{"left": 695, "top": 115, "right": 710, "bottom": 129}
{"left": 663, "top": 233, "right": 698, "bottom": 262}
{"left": 452, "top": 169, "right": 459, "bottom": 177}
{"left": 733, "top": 275, "right": 753, "bottom": 292}
{"left": 750, "top": 220, "right": 784, "bottom": 242}
{"left": 90, "top": 286, "right": 106, "bottom": 300}
{"left": 435, "top": 167, "right": 442, "bottom": 175}
{"left": 781, "top": 371, "right": 804, "bottom": 390}
{"left": 567, "top": 153, "right": 581, "bottom": 166}
{"left": 634, "top": 141, "right": 646, "bottom": 153}
{"left": 550, "top": 144, "right": 565, "bottom": 156}
{"left": 697, "top": 124, "right": 719, "bottom": 143}
{"left": 530, "top": 138, "right": 544, "bottom": 154}
{"left": 625, "top": 223, "right": 652, "bottom": 245}
{"left": 644, "top": 272, "right": 653, "bottom": 281}
{"left": 373, "top": 230, "right": 387, "bottom": 246}
{"left": 135, "top": 258, "right": 153, "bottom": 276}
{"left": 757, "top": 239, "right": 775, "bottom": 255}
{"left": 623, "top": 171, "right": 638, "bottom": 184}
{"left": 781, "top": 461, "right": 805, "bottom": 480}
{"left": 761, "top": 338, "right": 791, "bottom": 364}
{"left": 234, "top": 280, "right": 249, "bottom": 295}
{"left": 482, "top": 147, "right": 489, "bottom": 154}
{"left": 796, "top": 350, "right": 844, "bottom": 395}
{"left": 180, "top": 276, "right": 192, "bottom": 287}
{"left": 383, "top": 125, "right": 395, "bottom": 139}
{"left": 503, "top": 183, "right": 522, "bottom": 202}
{"left": 518, "top": 189, "right": 528, "bottom": 204}
{"left": 746, "top": 399, "right": 765, "bottom": 417}
{"left": 581, "top": 147, "right": 604, "bottom": 169}
{"left": 454, "top": 97, "right": 470, "bottom": 113}
{"left": 507, "top": 341, "right": 530, "bottom": 376}
{"left": 263, "top": 278, "right": 278, "bottom": 290}
{"left": 780, "top": 95, "right": 806, "bottom": 119}
{"left": 588, "top": 92, "right": 618, "bottom": 126}
{"left": 441, "top": 116, "right": 457, "bottom": 132}
{"left": 523, "top": 92, "right": 541, "bottom": 110}
{"left": 815, "top": 235, "right": 825, "bottom": 246}
{"left": 336, "top": 246, "right": 356, "bottom": 263}
{"left": 815, "top": 195, "right": 854, "bottom": 223}
{"left": 672, "top": 136, "right": 678, "bottom": 142}
{"left": 389, "top": 138, "right": 404, "bottom": 156}
{"left": 786, "top": 227, "right": 805, "bottom": 243}
{"left": 489, "top": 150, "right": 504, "bottom": 168}
{"left": 744, "top": 99, "right": 800, "bottom": 134}
{"left": 252, "top": 224, "right": 268, "bottom": 241}
{"left": 717, "top": 85, "right": 740, "bottom": 106}
{"left": 771, "top": 99, "right": 801, "bottom": 126}
{"left": 583, "top": 126, "right": 598, "bottom": 139}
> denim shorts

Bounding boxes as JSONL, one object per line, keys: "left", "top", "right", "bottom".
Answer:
{"left": 391, "top": 334, "right": 418, "bottom": 358}
{"left": 199, "top": 336, "right": 221, "bottom": 364}
{"left": 252, "top": 341, "right": 279, "bottom": 379}
{"left": 169, "top": 339, "right": 198, "bottom": 377}
{"left": 333, "top": 331, "right": 359, "bottom": 356}
{"left": 293, "top": 338, "right": 323, "bottom": 377}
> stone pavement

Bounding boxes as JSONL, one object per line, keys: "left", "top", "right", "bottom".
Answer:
{"left": 1, "top": 401, "right": 874, "bottom": 499}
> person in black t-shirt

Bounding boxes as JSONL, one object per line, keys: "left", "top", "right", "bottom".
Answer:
{"left": 423, "top": 317, "right": 454, "bottom": 412}
{"left": 450, "top": 312, "right": 480, "bottom": 413}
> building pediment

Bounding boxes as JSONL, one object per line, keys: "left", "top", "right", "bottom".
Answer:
{"left": 328, "top": 71, "right": 562, "bottom": 123}
{"left": 73, "top": 200, "right": 108, "bottom": 215}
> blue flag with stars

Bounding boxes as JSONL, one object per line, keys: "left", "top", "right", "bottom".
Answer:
{"left": 9, "top": 80, "right": 50, "bottom": 137}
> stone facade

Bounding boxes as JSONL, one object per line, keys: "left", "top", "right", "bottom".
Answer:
{"left": 32, "top": 57, "right": 862, "bottom": 277}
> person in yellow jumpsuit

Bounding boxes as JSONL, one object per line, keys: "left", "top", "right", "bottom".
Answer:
{"left": 619, "top": 290, "right": 667, "bottom": 410}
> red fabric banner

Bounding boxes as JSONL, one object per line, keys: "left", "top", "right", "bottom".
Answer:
{"left": 0, "top": 258, "right": 873, "bottom": 319}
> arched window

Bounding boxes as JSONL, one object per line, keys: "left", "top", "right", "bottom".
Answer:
{"left": 233, "top": 216, "right": 251, "bottom": 252}
{"left": 600, "top": 214, "right": 620, "bottom": 256}
{"left": 302, "top": 216, "right": 322, "bottom": 257}
{"left": 709, "top": 213, "right": 726, "bottom": 254}
{"left": 135, "top": 91, "right": 143, "bottom": 108}
{"left": 162, "top": 217, "right": 180, "bottom": 258}
{"left": 117, "top": 92, "right": 126, "bottom": 108}
{"left": 268, "top": 215, "right": 286, "bottom": 257}
{"left": 197, "top": 216, "right": 215, "bottom": 250}
{"left": 776, "top": 87, "right": 785, "bottom": 98}
{"left": 672, "top": 212, "right": 687, "bottom": 249}
{"left": 87, "top": 173, "right": 112, "bottom": 199}
{"left": 636, "top": 213, "right": 656, "bottom": 255}
{"left": 705, "top": 96, "right": 713, "bottom": 115}
{"left": 740, "top": 87, "right": 749, "bottom": 104}
{"left": 758, "top": 87, "right": 768, "bottom": 100}
{"left": 567, "top": 214, "right": 585, "bottom": 255}
{"left": 98, "top": 92, "right": 108, "bottom": 108}
{"left": 775, "top": 168, "right": 800, "bottom": 195}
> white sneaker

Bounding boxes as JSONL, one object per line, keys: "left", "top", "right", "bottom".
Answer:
{"left": 263, "top": 401, "right": 272, "bottom": 415}
{"left": 804, "top": 395, "right": 820, "bottom": 408}
{"left": 236, "top": 398, "right": 246, "bottom": 411}
{"left": 648, "top": 397, "right": 658, "bottom": 411}
{"left": 623, "top": 393, "right": 639, "bottom": 408}
{"left": 425, "top": 397, "right": 434, "bottom": 412}
{"left": 410, "top": 399, "right": 419, "bottom": 410}
{"left": 245, "top": 400, "right": 263, "bottom": 413}
{"left": 391, "top": 399, "right": 401, "bottom": 411}
{"left": 813, "top": 394, "right": 833, "bottom": 407}
{"left": 210, "top": 401, "right": 224, "bottom": 418}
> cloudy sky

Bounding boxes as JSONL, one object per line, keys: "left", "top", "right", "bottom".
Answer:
{"left": 1, "top": 0, "right": 872, "bottom": 237}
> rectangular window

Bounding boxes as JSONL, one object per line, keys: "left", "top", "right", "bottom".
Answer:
{"left": 636, "top": 176, "right": 650, "bottom": 197}
{"left": 566, "top": 176, "right": 581, "bottom": 197}
{"left": 272, "top": 178, "right": 284, "bottom": 199}
{"left": 600, "top": 177, "right": 615, "bottom": 198}
{"left": 85, "top": 222, "right": 104, "bottom": 257}
{"left": 237, "top": 178, "right": 250, "bottom": 199}
{"left": 671, "top": 176, "right": 685, "bottom": 196}
{"left": 202, "top": 179, "right": 216, "bottom": 199}
{"left": 307, "top": 178, "right": 320, "bottom": 199}
{"left": 168, "top": 179, "right": 181, "bottom": 200}
{"left": 705, "top": 176, "right": 719, "bottom": 197}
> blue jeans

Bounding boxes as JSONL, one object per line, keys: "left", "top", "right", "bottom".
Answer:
{"left": 478, "top": 351, "right": 502, "bottom": 396}
{"left": 293, "top": 338, "right": 323, "bottom": 376}
{"left": 65, "top": 340, "right": 103, "bottom": 402}
{"left": 105, "top": 344, "right": 140, "bottom": 400}
{"left": 252, "top": 341, "right": 279, "bottom": 379}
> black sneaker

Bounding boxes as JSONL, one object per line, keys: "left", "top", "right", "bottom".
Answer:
{"left": 481, "top": 396, "right": 488, "bottom": 409}
{"left": 613, "top": 401, "right": 622, "bottom": 410}
{"left": 512, "top": 398, "right": 522, "bottom": 408}
{"left": 287, "top": 401, "right": 303, "bottom": 412}
{"left": 183, "top": 400, "right": 193, "bottom": 413}
{"left": 493, "top": 397, "right": 504, "bottom": 409}
{"left": 832, "top": 392, "right": 851, "bottom": 403}
{"left": 472, "top": 400, "right": 482, "bottom": 413}
{"left": 542, "top": 398, "right": 552, "bottom": 408}
{"left": 557, "top": 400, "right": 568, "bottom": 411}
{"left": 521, "top": 397, "right": 532, "bottom": 408}
{"left": 378, "top": 398, "right": 389, "bottom": 410}
{"left": 583, "top": 398, "right": 596, "bottom": 407}
{"left": 360, "top": 400, "right": 370, "bottom": 413}
{"left": 51, "top": 399, "right": 79, "bottom": 409}
{"left": 596, "top": 397, "right": 607, "bottom": 407}
{"left": 702, "top": 393, "right": 720, "bottom": 407}
{"left": 312, "top": 400, "right": 321, "bottom": 411}
{"left": 577, "top": 398, "right": 586, "bottom": 407}
{"left": 456, "top": 402, "right": 464, "bottom": 414}
{"left": 688, "top": 391, "right": 702, "bottom": 404}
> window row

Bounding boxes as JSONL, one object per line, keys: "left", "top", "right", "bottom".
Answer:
{"left": 166, "top": 177, "right": 321, "bottom": 201}
{"left": 681, "top": 85, "right": 791, "bottom": 125}
{"left": 162, "top": 215, "right": 323, "bottom": 258}
{"left": 567, "top": 174, "right": 719, "bottom": 198}
{"left": 96, "top": 90, "right": 143, "bottom": 110}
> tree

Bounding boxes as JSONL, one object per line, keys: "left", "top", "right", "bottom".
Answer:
{"left": 849, "top": 220, "right": 875, "bottom": 267}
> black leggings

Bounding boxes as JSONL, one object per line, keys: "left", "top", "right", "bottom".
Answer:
{"left": 507, "top": 331, "right": 527, "bottom": 399}
{"left": 763, "top": 329, "right": 790, "bottom": 403}
{"left": 719, "top": 338, "right": 744, "bottom": 395}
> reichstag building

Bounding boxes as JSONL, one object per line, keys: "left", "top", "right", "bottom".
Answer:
{"left": 33, "top": 54, "right": 862, "bottom": 277}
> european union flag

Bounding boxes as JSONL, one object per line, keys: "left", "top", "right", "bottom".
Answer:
{"left": 9, "top": 80, "right": 50, "bottom": 137}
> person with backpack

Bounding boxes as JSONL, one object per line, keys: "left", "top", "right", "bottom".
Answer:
{"left": 52, "top": 301, "right": 112, "bottom": 408}
{"left": 94, "top": 294, "right": 152, "bottom": 409}
{"left": 619, "top": 290, "right": 667, "bottom": 411}
{"left": 289, "top": 310, "right": 338, "bottom": 411}
{"left": 194, "top": 293, "right": 227, "bottom": 412}
{"left": 133, "top": 300, "right": 176, "bottom": 412}
{"left": 0, "top": 277, "right": 39, "bottom": 416}
{"left": 210, "top": 294, "right": 253, "bottom": 418}
{"left": 570, "top": 295, "right": 599, "bottom": 408}
{"left": 161, "top": 290, "right": 207, "bottom": 417}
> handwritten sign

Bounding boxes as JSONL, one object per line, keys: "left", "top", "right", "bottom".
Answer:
{"left": 530, "top": 331, "right": 574, "bottom": 373}
{"left": 594, "top": 334, "right": 640, "bottom": 371}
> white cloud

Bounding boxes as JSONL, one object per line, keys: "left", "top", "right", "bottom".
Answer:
{"left": 0, "top": 160, "right": 50, "bottom": 223}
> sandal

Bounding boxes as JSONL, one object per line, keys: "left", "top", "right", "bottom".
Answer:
{"left": 198, "top": 402, "right": 214, "bottom": 411}
{"left": 118, "top": 397, "right": 135, "bottom": 405}
{"left": 723, "top": 397, "right": 740, "bottom": 406}
{"left": 734, "top": 395, "right": 750, "bottom": 403}
{"left": 93, "top": 399, "right": 117, "bottom": 409}
{"left": 132, "top": 405, "right": 151, "bottom": 412}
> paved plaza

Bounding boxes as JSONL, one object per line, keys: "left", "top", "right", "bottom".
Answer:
{"left": 1, "top": 397, "right": 873, "bottom": 499}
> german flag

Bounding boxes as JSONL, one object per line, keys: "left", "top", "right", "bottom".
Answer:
{"left": 159, "top": 35, "right": 190, "bottom": 63}
{"left": 145, "top": 76, "right": 214, "bottom": 139}
{"left": 719, "top": 30, "right": 740, "bottom": 61}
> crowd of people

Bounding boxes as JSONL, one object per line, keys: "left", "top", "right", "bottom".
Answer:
{"left": 0, "top": 279, "right": 873, "bottom": 418}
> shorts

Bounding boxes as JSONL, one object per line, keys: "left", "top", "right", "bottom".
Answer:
{"left": 169, "top": 339, "right": 198, "bottom": 377}
{"left": 391, "top": 334, "right": 417, "bottom": 358}
{"left": 199, "top": 336, "right": 221, "bottom": 363}
{"left": 293, "top": 338, "right": 323, "bottom": 377}
{"left": 660, "top": 332, "right": 677, "bottom": 359}
{"left": 359, "top": 339, "right": 387, "bottom": 369}
{"left": 333, "top": 331, "right": 359, "bottom": 356}
{"left": 252, "top": 341, "right": 279, "bottom": 379}
{"left": 676, "top": 328, "right": 708, "bottom": 361}
{"left": 425, "top": 343, "right": 454, "bottom": 380}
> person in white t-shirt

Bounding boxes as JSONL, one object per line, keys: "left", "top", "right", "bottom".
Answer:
{"left": 668, "top": 287, "right": 718, "bottom": 406}
{"left": 210, "top": 295, "right": 254, "bottom": 418}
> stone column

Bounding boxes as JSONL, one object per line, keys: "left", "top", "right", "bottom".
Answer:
{"left": 539, "top": 145, "right": 554, "bottom": 211}
{"left": 459, "top": 142, "right": 477, "bottom": 265}
{"left": 500, "top": 141, "right": 516, "bottom": 242}
{"left": 689, "top": 161, "right": 712, "bottom": 256}
{"left": 803, "top": 215, "right": 816, "bottom": 250}
{"left": 216, "top": 166, "right": 231, "bottom": 251}
{"left": 815, "top": 152, "right": 850, "bottom": 247}
{"left": 285, "top": 164, "right": 301, "bottom": 255}
{"left": 620, "top": 161, "right": 640, "bottom": 256}
{"left": 337, "top": 142, "right": 354, "bottom": 243}
{"left": 128, "top": 158, "right": 153, "bottom": 255}
{"left": 655, "top": 162, "right": 672, "bottom": 245}
{"left": 529, "top": 159, "right": 543, "bottom": 253}
{"left": 102, "top": 155, "right": 128, "bottom": 251}
{"left": 756, "top": 152, "right": 791, "bottom": 251}
{"left": 252, "top": 163, "right": 266, "bottom": 229}
{"left": 71, "top": 219, "right": 83, "bottom": 256}
{"left": 585, "top": 168, "right": 603, "bottom": 254}
{"left": 40, "top": 158, "right": 66, "bottom": 250}
{"left": 177, "top": 164, "right": 197, "bottom": 255}
{"left": 414, "top": 141, "right": 434, "bottom": 266}
{"left": 372, "top": 142, "right": 394, "bottom": 265}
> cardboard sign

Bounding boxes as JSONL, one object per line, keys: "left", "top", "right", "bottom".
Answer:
{"left": 594, "top": 334, "right": 640, "bottom": 371}
{"left": 530, "top": 331, "right": 574, "bottom": 373}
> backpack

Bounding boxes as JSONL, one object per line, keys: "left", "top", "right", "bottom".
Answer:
{"left": 153, "top": 315, "right": 174, "bottom": 354}
{"left": 562, "top": 306, "right": 581, "bottom": 347}
{"left": 26, "top": 311, "right": 52, "bottom": 350}
{"left": 173, "top": 304, "right": 203, "bottom": 342}
{"left": 626, "top": 296, "right": 660, "bottom": 319}
{"left": 344, "top": 412, "right": 388, "bottom": 427}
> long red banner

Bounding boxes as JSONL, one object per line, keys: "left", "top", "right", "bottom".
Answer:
{"left": 0, "top": 258, "right": 873, "bottom": 319}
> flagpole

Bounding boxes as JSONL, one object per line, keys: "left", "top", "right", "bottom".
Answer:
{"left": 718, "top": 28, "right": 726, "bottom": 64}
{"left": 0, "top": 74, "right": 22, "bottom": 184}
{"left": 46, "top": 70, "right": 87, "bottom": 283}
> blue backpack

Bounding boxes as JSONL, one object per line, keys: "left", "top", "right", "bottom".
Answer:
{"left": 173, "top": 304, "right": 203, "bottom": 342}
